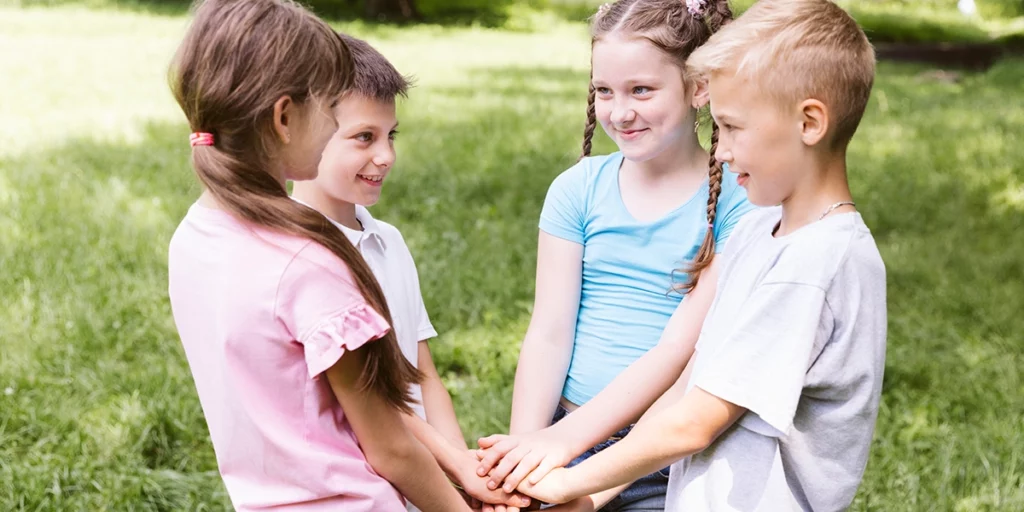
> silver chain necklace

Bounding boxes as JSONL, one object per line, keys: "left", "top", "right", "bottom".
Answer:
{"left": 818, "top": 201, "right": 856, "bottom": 220}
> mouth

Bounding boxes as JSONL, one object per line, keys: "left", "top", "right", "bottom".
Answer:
{"left": 617, "top": 128, "right": 648, "bottom": 140}
{"left": 357, "top": 174, "right": 384, "bottom": 187}
{"left": 736, "top": 172, "right": 750, "bottom": 186}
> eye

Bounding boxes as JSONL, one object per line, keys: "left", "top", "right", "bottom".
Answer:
{"left": 632, "top": 86, "right": 651, "bottom": 95}
{"left": 355, "top": 132, "right": 373, "bottom": 143}
{"left": 595, "top": 86, "right": 612, "bottom": 95}
{"left": 388, "top": 130, "right": 399, "bottom": 142}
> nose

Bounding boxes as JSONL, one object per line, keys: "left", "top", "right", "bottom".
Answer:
{"left": 374, "top": 141, "right": 396, "bottom": 170}
{"left": 714, "top": 131, "right": 733, "bottom": 167}
{"left": 610, "top": 99, "right": 635, "bottom": 126}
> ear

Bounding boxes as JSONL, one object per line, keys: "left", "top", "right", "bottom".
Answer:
{"left": 798, "top": 98, "right": 829, "bottom": 146}
{"left": 272, "top": 95, "right": 295, "bottom": 144}
{"left": 690, "top": 79, "right": 710, "bottom": 109}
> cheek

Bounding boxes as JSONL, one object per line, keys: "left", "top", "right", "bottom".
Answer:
{"left": 594, "top": 100, "right": 613, "bottom": 125}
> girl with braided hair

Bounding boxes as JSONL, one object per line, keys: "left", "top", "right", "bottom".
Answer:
{"left": 474, "top": 1, "right": 753, "bottom": 510}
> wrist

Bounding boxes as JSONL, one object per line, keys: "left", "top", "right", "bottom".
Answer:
{"left": 548, "top": 418, "right": 584, "bottom": 455}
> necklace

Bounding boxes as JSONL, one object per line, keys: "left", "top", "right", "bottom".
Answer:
{"left": 818, "top": 201, "right": 856, "bottom": 220}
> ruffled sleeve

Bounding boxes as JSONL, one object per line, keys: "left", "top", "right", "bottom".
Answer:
{"left": 275, "top": 241, "right": 393, "bottom": 379}
{"left": 298, "top": 303, "right": 390, "bottom": 379}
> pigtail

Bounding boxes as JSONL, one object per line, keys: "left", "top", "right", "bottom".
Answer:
{"left": 580, "top": 69, "right": 598, "bottom": 161}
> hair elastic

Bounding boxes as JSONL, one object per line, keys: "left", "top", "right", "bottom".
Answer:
{"left": 190, "top": 132, "right": 215, "bottom": 147}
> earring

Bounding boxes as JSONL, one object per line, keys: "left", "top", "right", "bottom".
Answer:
{"left": 694, "top": 119, "right": 700, "bottom": 133}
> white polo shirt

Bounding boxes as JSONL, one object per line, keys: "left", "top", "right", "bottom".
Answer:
{"left": 299, "top": 202, "right": 438, "bottom": 420}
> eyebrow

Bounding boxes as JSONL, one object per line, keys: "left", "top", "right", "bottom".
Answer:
{"left": 349, "top": 121, "right": 400, "bottom": 132}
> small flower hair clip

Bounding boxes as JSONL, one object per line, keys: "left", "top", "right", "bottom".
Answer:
{"left": 597, "top": 2, "right": 612, "bottom": 17}
{"left": 686, "top": 0, "right": 706, "bottom": 17}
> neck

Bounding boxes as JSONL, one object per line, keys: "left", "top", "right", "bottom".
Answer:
{"left": 776, "top": 155, "right": 854, "bottom": 236}
{"left": 623, "top": 134, "right": 708, "bottom": 181}
{"left": 291, "top": 183, "right": 361, "bottom": 231}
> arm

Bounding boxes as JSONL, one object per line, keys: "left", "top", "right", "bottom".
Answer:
{"left": 326, "top": 349, "right": 472, "bottom": 512}
{"left": 507, "top": 231, "right": 584, "bottom": 434}
{"left": 544, "top": 358, "right": 698, "bottom": 512}
{"left": 478, "top": 260, "right": 721, "bottom": 491}
{"left": 517, "top": 387, "right": 746, "bottom": 505}
{"left": 418, "top": 342, "right": 469, "bottom": 450}
{"left": 407, "top": 346, "right": 531, "bottom": 510}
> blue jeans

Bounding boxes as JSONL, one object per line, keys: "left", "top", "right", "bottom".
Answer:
{"left": 551, "top": 405, "right": 668, "bottom": 511}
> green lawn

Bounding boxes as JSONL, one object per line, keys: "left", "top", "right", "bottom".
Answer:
{"left": 1, "top": 6, "right": 1023, "bottom": 511}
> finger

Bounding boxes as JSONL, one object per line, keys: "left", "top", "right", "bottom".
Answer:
{"left": 527, "top": 457, "right": 559, "bottom": 485}
{"left": 477, "top": 438, "right": 519, "bottom": 477}
{"left": 487, "top": 446, "right": 528, "bottom": 489}
{"left": 482, "top": 504, "right": 495, "bottom": 512}
{"left": 503, "top": 452, "right": 544, "bottom": 493}
{"left": 477, "top": 434, "right": 507, "bottom": 449}
{"left": 508, "top": 492, "right": 531, "bottom": 509}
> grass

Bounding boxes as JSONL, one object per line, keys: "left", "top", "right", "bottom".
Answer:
{"left": 1, "top": 5, "right": 1023, "bottom": 511}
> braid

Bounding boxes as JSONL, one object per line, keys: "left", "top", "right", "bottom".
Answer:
{"left": 704, "top": 0, "right": 733, "bottom": 32}
{"left": 580, "top": 68, "right": 598, "bottom": 161}
{"left": 676, "top": 121, "right": 723, "bottom": 294}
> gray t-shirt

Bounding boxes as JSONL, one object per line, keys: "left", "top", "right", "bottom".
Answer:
{"left": 666, "top": 207, "right": 887, "bottom": 511}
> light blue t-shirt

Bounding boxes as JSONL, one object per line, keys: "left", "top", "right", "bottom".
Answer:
{"left": 539, "top": 152, "right": 755, "bottom": 406}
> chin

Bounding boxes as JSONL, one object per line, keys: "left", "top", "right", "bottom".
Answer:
{"left": 619, "top": 145, "right": 660, "bottom": 163}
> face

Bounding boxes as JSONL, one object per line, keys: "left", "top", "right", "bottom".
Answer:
{"left": 707, "top": 72, "right": 805, "bottom": 206}
{"left": 313, "top": 94, "right": 398, "bottom": 207}
{"left": 281, "top": 96, "right": 341, "bottom": 182}
{"left": 591, "top": 34, "right": 694, "bottom": 162}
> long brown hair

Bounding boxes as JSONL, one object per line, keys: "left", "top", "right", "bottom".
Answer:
{"left": 581, "top": 0, "right": 733, "bottom": 293}
{"left": 169, "top": 0, "right": 420, "bottom": 413}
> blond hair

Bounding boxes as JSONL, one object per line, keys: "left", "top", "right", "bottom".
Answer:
{"left": 687, "top": 0, "right": 875, "bottom": 148}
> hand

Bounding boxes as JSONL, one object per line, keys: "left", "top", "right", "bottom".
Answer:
{"left": 516, "top": 467, "right": 574, "bottom": 506}
{"left": 477, "top": 428, "right": 574, "bottom": 493}
{"left": 455, "top": 450, "right": 531, "bottom": 512}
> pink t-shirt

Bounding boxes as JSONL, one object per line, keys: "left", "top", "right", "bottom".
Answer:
{"left": 168, "top": 203, "right": 406, "bottom": 511}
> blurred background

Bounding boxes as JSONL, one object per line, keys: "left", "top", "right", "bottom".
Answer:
{"left": 1, "top": 0, "right": 1022, "bottom": 509}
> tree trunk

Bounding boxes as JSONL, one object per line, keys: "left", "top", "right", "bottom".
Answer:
{"left": 364, "top": 0, "right": 419, "bottom": 21}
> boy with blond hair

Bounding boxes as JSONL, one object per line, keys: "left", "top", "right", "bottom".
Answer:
{"left": 515, "top": 1, "right": 887, "bottom": 510}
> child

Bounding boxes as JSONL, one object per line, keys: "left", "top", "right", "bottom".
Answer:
{"left": 290, "top": 34, "right": 528, "bottom": 512}
{"left": 474, "top": 0, "right": 754, "bottom": 510}
{"left": 166, "top": 1, "right": 471, "bottom": 510}
{"left": 515, "top": 1, "right": 888, "bottom": 510}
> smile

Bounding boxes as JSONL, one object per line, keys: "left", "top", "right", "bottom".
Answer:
{"left": 358, "top": 174, "right": 384, "bottom": 186}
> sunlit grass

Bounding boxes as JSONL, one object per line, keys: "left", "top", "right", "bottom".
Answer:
{"left": 1, "top": 6, "right": 1022, "bottom": 510}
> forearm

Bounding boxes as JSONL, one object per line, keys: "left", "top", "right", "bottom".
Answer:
{"left": 509, "top": 334, "right": 573, "bottom": 434}
{"left": 549, "top": 341, "right": 687, "bottom": 455}
{"left": 563, "top": 409, "right": 709, "bottom": 500}
{"left": 589, "top": 484, "right": 632, "bottom": 510}
{"left": 403, "top": 413, "right": 469, "bottom": 482}
{"left": 419, "top": 346, "right": 468, "bottom": 449}
{"left": 370, "top": 434, "right": 470, "bottom": 512}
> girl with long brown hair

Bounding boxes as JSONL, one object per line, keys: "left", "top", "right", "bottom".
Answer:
{"left": 166, "top": 0, "right": 470, "bottom": 509}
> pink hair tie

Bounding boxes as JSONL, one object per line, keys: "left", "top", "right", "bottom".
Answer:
{"left": 189, "top": 132, "right": 214, "bottom": 147}
{"left": 686, "top": 0, "right": 706, "bottom": 16}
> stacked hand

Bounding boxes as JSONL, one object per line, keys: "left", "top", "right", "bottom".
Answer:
{"left": 472, "top": 428, "right": 578, "bottom": 507}
{"left": 453, "top": 449, "right": 532, "bottom": 512}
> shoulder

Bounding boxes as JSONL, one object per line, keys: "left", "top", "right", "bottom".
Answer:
{"left": 550, "top": 152, "right": 621, "bottom": 189}
{"left": 766, "top": 213, "right": 881, "bottom": 289}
